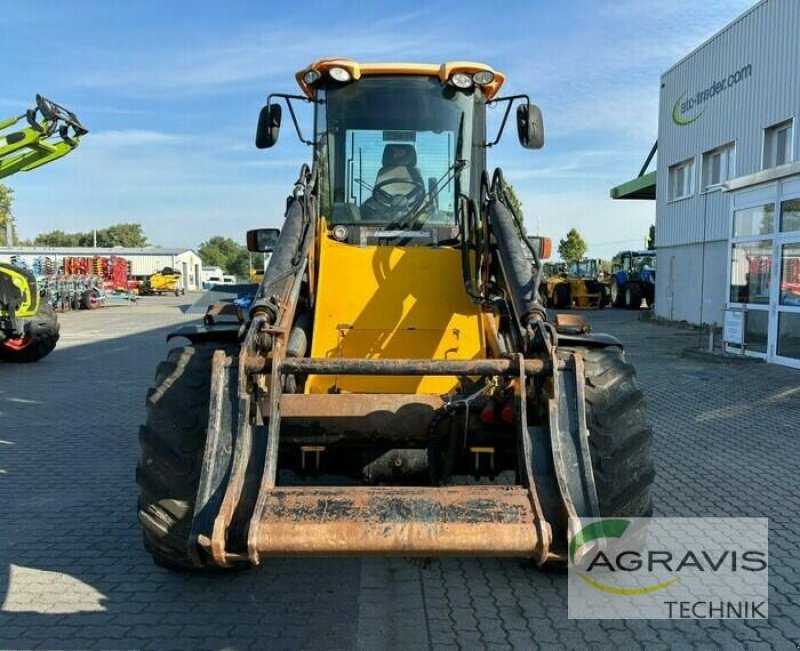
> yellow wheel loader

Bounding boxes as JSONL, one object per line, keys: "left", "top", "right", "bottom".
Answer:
{"left": 137, "top": 59, "right": 654, "bottom": 570}
{"left": 139, "top": 267, "right": 182, "bottom": 296}
{"left": 541, "top": 259, "right": 609, "bottom": 310}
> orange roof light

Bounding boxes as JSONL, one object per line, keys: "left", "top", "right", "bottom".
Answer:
{"left": 295, "top": 58, "right": 505, "bottom": 100}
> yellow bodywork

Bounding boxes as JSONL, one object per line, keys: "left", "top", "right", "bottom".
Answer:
{"left": 307, "top": 234, "right": 485, "bottom": 394}
{"left": 0, "top": 265, "right": 39, "bottom": 318}
{"left": 148, "top": 272, "right": 180, "bottom": 293}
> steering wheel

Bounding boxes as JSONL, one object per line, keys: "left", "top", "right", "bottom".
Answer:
{"left": 372, "top": 177, "right": 427, "bottom": 211}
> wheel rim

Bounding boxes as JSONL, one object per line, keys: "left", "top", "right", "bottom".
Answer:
{"left": 2, "top": 336, "right": 33, "bottom": 351}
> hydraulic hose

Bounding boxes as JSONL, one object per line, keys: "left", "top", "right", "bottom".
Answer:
{"left": 487, "top": 198, "right": 546, "bottom": 327}
{"left": 250, "top": 196, "right": 311, "bottom": 322}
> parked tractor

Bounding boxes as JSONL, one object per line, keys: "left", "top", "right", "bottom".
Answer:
{"left": 610, "top": 250, "right": 656, "bottom": 309}
{"left": 1, "top": 96, "right": 87, "bottom": 362}
{"left": 136, "top": 59, "right": 653, "bottom": 570}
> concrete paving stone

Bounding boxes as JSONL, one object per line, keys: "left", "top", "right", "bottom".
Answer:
{"left": 427, "top": 629, "right": 457, "bottom": 646}
{"left": 425, "top": 607, "right": 452, "bottom": 622}
{"left": 476, "top": 621, "right": 509, "bottom": 645}
{"left": 88, "top": 639, "right": 142, "bottom": 650}
{"left": 484, "top": 643, "right": 512, "bottom": 651}
{"left": 450, "top": 630, "right": 484, "bottom": 648}
{"left": 505, "top": 630, "right": 536, "bottom": 649}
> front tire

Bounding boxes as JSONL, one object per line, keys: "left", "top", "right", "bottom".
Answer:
{"left": 625, "top": 284, "right": 642, "bottom": 310}
{"left": 554, "top": 283, "right": 571, "bottom": 310}
{"left": 0, "top": 305, "right": 60, "bottom": 363}
{"left": 81, "top": 288, "right": 100, "bottom": 310}
{"left": 136, "top": 343, "right": 243, "bottom": 571}
{"left": 579, "top": 346, "right": 654, "bottom": 517}
{"left": 610, "top": 280, "right": 624, "bottom": 308}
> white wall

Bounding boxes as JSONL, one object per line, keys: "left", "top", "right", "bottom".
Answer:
{"left": 655, "top": 241, "right": 728, "bottom": 325}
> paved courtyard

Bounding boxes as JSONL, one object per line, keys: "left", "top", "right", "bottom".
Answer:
{"left": 0, "top": 296, "right": 798, "bottom": 649}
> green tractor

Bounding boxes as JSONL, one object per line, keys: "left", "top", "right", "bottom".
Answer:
{"left": 0, "top": 96, "right": 87, "bottom": 362}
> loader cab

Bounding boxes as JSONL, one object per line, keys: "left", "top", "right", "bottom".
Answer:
{"left": 314, "top": 75, "right": 486, "bottom": 237}
{"left": 256, "top": 60, "right": 543, "bottom": 243}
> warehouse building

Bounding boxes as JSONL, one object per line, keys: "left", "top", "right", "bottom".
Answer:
{"left": 612, "top": 0, "right": 800, "bottom": 368}
{"left": 0, "top": 246, "right": 203, "bottom": 291}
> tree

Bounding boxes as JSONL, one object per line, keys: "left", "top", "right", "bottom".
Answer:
{"left": 86, "top": 223, "right": 148, "bottom": 248}
{"left": 34, "top": 230, "right": 82, "bottom": 246}
{"left": 503, "top": 182, "right": 523, "bottom": 220}
{"left": 557, "top": 228, "right": 588, "bottom": 262}
{"left": 31, "top": 223, "right": 149, "bottom": 248}
{"left": 198, "top": 236, "right": 251, "bottom": 278}
{"left": 0, "top": 184, "right": 16, "bottom": 246}
{"left": 646, "top": 224, "right": 655, "bottom": 250}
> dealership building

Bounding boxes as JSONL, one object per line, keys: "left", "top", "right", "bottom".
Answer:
{"left": 612, "top": 0, "right": 800, "bottom": 368}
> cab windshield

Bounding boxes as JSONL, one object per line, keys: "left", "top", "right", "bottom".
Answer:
{"left": 316, "top": 76, "right": 476, "bottom": 228}
{"left": 568, "top": 260, "right": 598, "bottom": 278}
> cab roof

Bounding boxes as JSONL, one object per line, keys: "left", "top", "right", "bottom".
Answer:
{"left": 296, "top": 58, "right": 505, "bottom": 100}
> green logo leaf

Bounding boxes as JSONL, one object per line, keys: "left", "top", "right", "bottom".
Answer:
{"left": 672, "top": 92, "right": 705, "bottom": 126}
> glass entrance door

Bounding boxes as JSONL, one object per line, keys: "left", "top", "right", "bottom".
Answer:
{"left": 769, "top": 198, "right": 800, "bottom": 368}
{"left": 771, "top": 237, "right": 800, "bottom": 367}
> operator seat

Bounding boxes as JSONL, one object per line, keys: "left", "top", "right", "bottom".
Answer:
{"left": 373, "top": 144, "right": 424, "bottom": 197}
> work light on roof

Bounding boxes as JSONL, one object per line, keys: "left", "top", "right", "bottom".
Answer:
{"left": 303, "top": 69, "right": 322, "bottom": 85}
{"left": 472, "top": 70, "right": 495, "bottom": 86}
{"left": 329, "top": 66, "right": 352, "bottom": 82}
{"left": 450, "top": 72, "right": 473, "bottom": 89}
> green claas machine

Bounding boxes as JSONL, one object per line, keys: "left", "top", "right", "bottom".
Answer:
{"left": 0, "top": 96, "right": 87, "bottom": 362}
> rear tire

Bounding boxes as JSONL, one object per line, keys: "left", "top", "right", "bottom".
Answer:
{"left": 610, "top": 280, "right": 624, "bottom": 308}
{"left": 554, "top": 283, "right": 571, "bottom": 310}
{"left": 136, "top": 343, "right": 244, "bottom": 571}
{"left": 625, "top": 284, "right": 642, "bottom": 310}
{"left": 0, "top": 305, "right": 60, "bottom": 363}
{"left": 81, "top": 288, "right": 100, "bottom": 310}
{"left": 577, "top": 346, "right": 654, "bottom": 517}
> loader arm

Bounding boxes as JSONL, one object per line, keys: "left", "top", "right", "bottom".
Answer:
{"left": 185, "top": 167, "right": 602, "bottom": 565}
{"left": 0, "top": 95, "right": 87, "bottom": 180}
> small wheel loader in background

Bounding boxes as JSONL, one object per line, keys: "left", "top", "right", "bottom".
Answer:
{"left": 137, "top": 59, "right": 654, "bottom": 570}
{"left": 138, "top": 267, "right": 183, "bottom": 296}
{"left": 1, "top": 96, "right": 87, "bottom": 362}
{"left": 540, "top": 259, "right": 609, "bottom": 310}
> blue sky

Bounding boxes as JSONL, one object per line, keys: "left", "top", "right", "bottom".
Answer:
{"left": 1, "top": 0, "right": 754, "bottom": 259}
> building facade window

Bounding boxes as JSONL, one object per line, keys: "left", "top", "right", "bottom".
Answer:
{"left": 763, "top": 119, "right": 793, "bottom": 169}
{"left": 702, "top": 142, "right": 735, "bottom": 190}
{"left": 781, "top": 199, "right": 800, "bottom": 233}
{"left": 668, "top": 157, "right": 694, "bottom": 201}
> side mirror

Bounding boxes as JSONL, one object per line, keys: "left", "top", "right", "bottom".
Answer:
{"left": 528, "top": 236, "right": 552, "bottom": 260}
{"left": 517, "top": 103, "right": 544, "bottom": 150}
{"left": 247, "top": 228, "right": 281, "bottom": 253}
{"left": 256, "top": 103, "right": 282, "bottom": 149}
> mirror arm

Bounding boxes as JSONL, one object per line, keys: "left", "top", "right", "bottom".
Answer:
{"left": 267, "top": 93, "right": 316, "bottom": 146}
{"left": 484, "top": 94, "right": 530, "bottom": 148}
